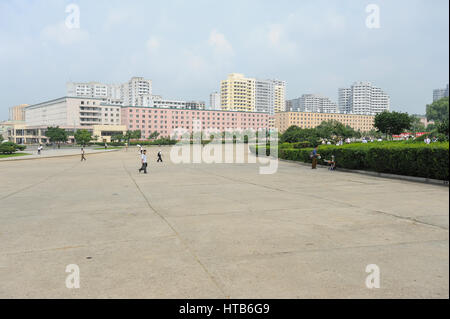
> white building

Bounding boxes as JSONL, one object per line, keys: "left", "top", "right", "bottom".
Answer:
{"left": 25, "top": 97, "right": 121, "bottom": 127}
{"left": 67, "top": 77, "right": 153, "bottom": 106}
{"left": 286, "top": 94, "right": 337, "bottom": 113}
{"left": 339, "top": 81, "right": 390, "bottom": 115}
{"left": 122, "top": 76, "right": 152, "bottom": 106}
{"left": 255, "top": 80, "right": 275, "bottom": 115}
{"left": 433, "top": 84, "right": 449, "bottom": 101}
{"left": 209, "top": 92, "right": 221, "bottom": 110}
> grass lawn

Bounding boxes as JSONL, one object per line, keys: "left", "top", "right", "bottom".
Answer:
{"left": 0, "top": 153, "right": 32, "bottom": 159}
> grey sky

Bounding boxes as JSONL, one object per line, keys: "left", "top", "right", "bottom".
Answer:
{"left": 0, "top": 0, "right": 448, "bottom": 120}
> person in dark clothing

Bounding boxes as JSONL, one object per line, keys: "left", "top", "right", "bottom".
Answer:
{"left": 81, "top": 148, "right": 87, "bottom": 162}
{"left": 157, "top": 150, "right": 163, "bottom": 162}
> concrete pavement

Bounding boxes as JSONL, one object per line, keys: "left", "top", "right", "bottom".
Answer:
{"left": 0, "top": 147, "right": 448, "bottom": 298}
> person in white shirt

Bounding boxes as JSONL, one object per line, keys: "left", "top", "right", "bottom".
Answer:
{"left": 139, "top": 150, "right": 148, "bottom": 174}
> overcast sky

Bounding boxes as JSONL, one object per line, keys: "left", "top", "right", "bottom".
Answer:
{"left": 0, "top": 0, "right": 448, "bottom": 119}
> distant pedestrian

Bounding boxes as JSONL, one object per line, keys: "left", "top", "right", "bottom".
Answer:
{"left": 81, "top": 147, "right": 87, "bottom": 161}
{"left": 157, "top": 150, "right": 163, "bottom": 162}
{"left": 139, "top": 150, "right": 148, "bottom": 174}
{"left": 37, "top": 144, "right": 42, "bottom": 155}
{"left": 311, "top": 146, "right": 320, "bottom": 169}
{"left": 104, "top": 143, "right": 108, "bottom": 150}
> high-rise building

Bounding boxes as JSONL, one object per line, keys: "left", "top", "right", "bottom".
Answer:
{"left": 221, "top": 73, "right": 256, "bottom": 112}
{"left": 255, "top": 80, "right": 274, "bottom": 114}
{"left": 433, "top": 84, "right": 449, "bottom": 101}
{"left": 273, "top": 80, "right": 286, "bottom": 113}
{"left": 209, "top": 92, "right": 221, "bottom": 110}
{"left": 66, "top": 82, "right": 109, "bottom": 99}
{"left": 8, "top": 104, "right": 29, "bottom": 121}
{"left": 122, "top": 76, "right": 152, "bottom": 106}
{"left": 338, "top": 81, "right": 390, "bottom": 115}
{"left": 67, "top": 77, "right": 153, "bottom": 106}
{"left": 286, "top": 95, "right": 337, "bottom": 113}
{"left": 220, "top": 73, "right": 286, "bottom": 114}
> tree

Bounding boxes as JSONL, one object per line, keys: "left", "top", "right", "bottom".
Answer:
{"left": 124, "top": 130, "right": 141, "bottom": 143}
{"left": 410, "top": 115, "right": 426, "bottom": 134}
{"left": 0, "top": 134, "right": 3, "bottom": 141}
{"left": 437, "top": 119, "right": 449, "bottom": 137}
{"left": 148, "top": 131, "right": 160, "bottom": 140}
{"left": 426, "top": 97, "right": 449, "bottom": 123}
{"left": 74, "top": 129, "right": 92, "bottom": 146}
{"left": 374, "top": 111, "right": 412, "bottom": 138}
{"left": 45, "top": 127, "right": 68, "bottom": 146}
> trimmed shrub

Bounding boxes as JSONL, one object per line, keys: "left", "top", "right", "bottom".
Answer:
{"left": 251, "top": 142, "right": 449, "bottom": 180}
{"left": 292, "top": 141, "right": 311, "bottom": 149}
{"left": 0, "top": 142, "right": 26, "bottom": 154}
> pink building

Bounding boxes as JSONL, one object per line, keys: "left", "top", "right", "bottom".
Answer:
{"left": 121, "top": 106, "right": 273, "bottom": 138}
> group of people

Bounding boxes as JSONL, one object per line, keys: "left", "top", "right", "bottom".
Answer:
{"left": 310, "top": 146, "right": 336, "bottom": 171}
{"left": 138, "top": 145, "right": 163, "bottom": 174}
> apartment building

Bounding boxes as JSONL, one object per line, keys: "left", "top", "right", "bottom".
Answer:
{"left": 220, "top": 73, "right": 286, "bottom": 114}
{"left": 255, "top": 80, "right": 275, "bottom": 115}
{"left": 8, "top": 104, "right": 29, "bottom": 121}
{"left": 338, "top": 81, "right": 390, "bottom": 115}
{"left": 209, "top": 92, "right": 221, "bottom": 110}
{"left": 67, "top": 77, "right": 153, "bottom": 106}
{"left": 121, "top": 106, "right": 272, "bottom": 138}
{"left": 275, "top": 111, "right": 375, "bottom": 133}
{"left": 221, "top": 73, "right": 256, "bottom": 112}
{"left": 273, "top": 80, "right": 286, "bottom": 113}
{"left": 433, "top": 84, "right": 449, "bottom": 102}
{"left": 122, "top": 76, "right": 152, "bottom": 106}
{"left": 287, "top": 94, "right": 337, "bottom": 113}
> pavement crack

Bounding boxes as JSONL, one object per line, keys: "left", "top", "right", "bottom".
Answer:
{"left": 121, "top": 160, "right": 229, "bottom": 298}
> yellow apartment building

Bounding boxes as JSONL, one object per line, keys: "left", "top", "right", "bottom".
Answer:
{"left": 274, "top": 81, "right": 286, "bottom": 113}
{"left": 220, "top": 73, "right": 256, "bottom": 112}
{"left": 275, "top": 112, "right": 375, "bottom": 133}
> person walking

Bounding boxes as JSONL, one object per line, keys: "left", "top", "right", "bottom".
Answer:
{"left": 157, "top": 149, "right": 163, "bottom": 162}
{"left": 104, "top": 143, "right": 108, "bottom": 150}
{"left": 311, "top": 146, "right": 320, "bottom": 169}
{"left": 81, "top": 147, "right": 87, "bottom": 162}
{"left": 37, "top": 144, "right": 42, "bottom": 155}
{"left": 139, "top": 150, "right": 148, "bottom": 174}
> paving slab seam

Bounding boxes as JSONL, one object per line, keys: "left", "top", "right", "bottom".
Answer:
{"left": 121, "top": 159, "right": 229, "bottom": 298}
{"left": 0, "top": 161, "right": 81, "bottom": 201}
{"left": 0, "top": 235, "right": 179, "bottom": 257}
{"left": 199, "top": 238, "right": 449, "bottom": 262}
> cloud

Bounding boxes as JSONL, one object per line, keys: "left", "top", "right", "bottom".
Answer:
{"left": 41, "top": 23, "right": 89, "bottom": 45}
{"left": 208, "top": 29, "right": 234, "bottom": 56}
{"left": 146, "top": 36, "right": 160, "bottom": 53}
{"left": 266, "top": 24, "right": 297, "bottom": 55}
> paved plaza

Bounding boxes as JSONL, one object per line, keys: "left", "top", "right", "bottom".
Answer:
{"left": 0, "top": 147, "right": 448, "bottom": 298}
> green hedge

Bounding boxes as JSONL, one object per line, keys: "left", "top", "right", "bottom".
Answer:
{"left": 0, "top": 142, "right": 26, "bottom": 154}
{"left": 252, "top": 142, "right": 449, "bottom": 180}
